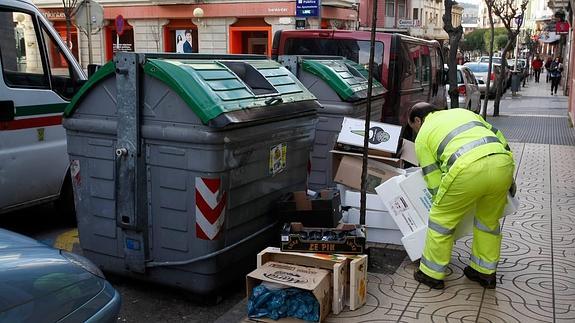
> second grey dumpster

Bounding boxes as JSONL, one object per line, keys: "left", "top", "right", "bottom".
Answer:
{"left": 63, "top": 53, "right": 320, "bottom": 295}
{"left": 279, "top": 56, "right": 386, "bottom": 190}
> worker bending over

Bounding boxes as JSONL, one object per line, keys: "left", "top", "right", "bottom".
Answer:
{"left": 408, "top": 103, "right": 515, "bottom": 289}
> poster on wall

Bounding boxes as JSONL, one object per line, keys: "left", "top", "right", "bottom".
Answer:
{"left": 175, "top": 29, "right": 194, "bottom": 53}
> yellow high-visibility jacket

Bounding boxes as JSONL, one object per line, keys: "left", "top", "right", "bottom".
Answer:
{"left": 415, "top": 108, "right": 513, "bottom": 203}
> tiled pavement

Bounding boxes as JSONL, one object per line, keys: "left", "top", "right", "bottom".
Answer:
{"left": 325, "top": 83, "right": 575, "bottom": 322}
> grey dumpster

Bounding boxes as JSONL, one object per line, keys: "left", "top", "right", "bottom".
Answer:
{"left": 279, "top": 56, "right": 386, "bottom": 190}
{"left": 63, "top": 53, "right": 320, "bottom": 295}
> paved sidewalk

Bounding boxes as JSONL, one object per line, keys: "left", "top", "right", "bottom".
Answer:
{"left": 323, "top": 85, "right": 575, "bottom": 322}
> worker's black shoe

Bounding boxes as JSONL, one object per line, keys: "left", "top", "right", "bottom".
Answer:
{"left": 414, "top": 269, "right": 444, "bottom": 289}
{"left": 464, "top": 266, "right": 497, "bottom": 289}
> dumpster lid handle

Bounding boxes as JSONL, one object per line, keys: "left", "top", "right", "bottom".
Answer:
{"left": 265, "top": 96, "right": 284, "bottom": 106}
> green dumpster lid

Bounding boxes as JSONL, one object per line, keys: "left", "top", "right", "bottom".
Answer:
{"left": 64, "top": 58, "right": 317, "bottom": 124}
{"left": 300, "top": 59, "right": 386, "bottom": 102}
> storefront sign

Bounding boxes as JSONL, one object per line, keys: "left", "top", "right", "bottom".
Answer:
{"left": 296, "top": 0, "right": 321, "bottom": 17}
{"left": 398, "top": 19, "right": 414, "bottom": 27}
{"left": 41, "top": 9, "right": 65, "bottom": 20}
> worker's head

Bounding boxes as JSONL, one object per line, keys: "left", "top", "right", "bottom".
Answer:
{"left": 408, "top": 102, "right": 437, "bottom": 135}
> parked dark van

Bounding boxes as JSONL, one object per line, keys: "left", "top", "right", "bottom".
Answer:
{"left": 272, "top": 30, "right": 447, "bottom": 129}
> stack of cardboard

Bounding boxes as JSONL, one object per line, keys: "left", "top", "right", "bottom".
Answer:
{"left": 331, "top": 117, "right": 419, "bottom": 245}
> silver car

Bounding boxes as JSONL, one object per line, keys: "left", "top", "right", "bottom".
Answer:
{"left": 0, "top": 228, "right": 121, "bottom": 322}
{"left": 478, "top": 56, "right": 503, "bottom": 64}
{"left": 445, "top": 65, "right": 481, "bottom": 113}
{"left": 464, "top": 62, "right": 504, "bottom": 98}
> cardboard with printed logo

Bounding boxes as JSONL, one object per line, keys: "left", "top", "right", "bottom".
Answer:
{"left": 337, "top": 117, "right": 403, "bottom": 154}
{"left": 246, "top": 261, "right": 331, "bottom": 322}
{"left": 257, "top": 247, "right": 348, "bottom": 314}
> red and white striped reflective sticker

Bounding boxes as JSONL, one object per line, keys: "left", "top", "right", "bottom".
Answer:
{"left": 195, "top": 177, "right": 227, "bottom": 240}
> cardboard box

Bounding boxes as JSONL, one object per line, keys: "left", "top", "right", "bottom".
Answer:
{"left": 277, "top": 190, "right": 342, "bottom": 227}
{"left": 346, "top": 254, "right": 368, "bottom": 310}
{"left": 246, "top": 261, "right": 331, "bottom": 322}
{"left": 331, "top": 138, "right": 418, "bottom": 170}
{"left": 256, "top": 248, "right": 369, "bottom": 313}
{"left": 281, "top": 222, "right": 366, "bottom": 255}
{"left": 346, "top": 207, "right": 399, "bottom": 230}
{"left": 346, "top": 208, "right": 402, "bottom": 244}
{"left": 257, "top": 247, "right": 347, "bottom": 314}
{"left": 333, "top": 155, "right": 404, "bottom": 194}
{"left": 338, "top": 184, "right": 387, "bottom": 211}
{"left": 337, "top": 117, "right": 403, "bottom": 154}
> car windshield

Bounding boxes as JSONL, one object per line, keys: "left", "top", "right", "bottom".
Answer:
{"left": 465, "top": 64, "right": 489, "bottom": 73}
{"left": 283, "top": 38, "right": 385, "bottom": 82}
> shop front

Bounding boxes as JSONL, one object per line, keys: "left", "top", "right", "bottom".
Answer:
{"left": 38, "top": 0, "right": 358, "bottom": 66}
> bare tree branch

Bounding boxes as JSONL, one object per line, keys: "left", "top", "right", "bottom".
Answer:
{"left": 490, "top": 0, "right": 529, "bottom": 116}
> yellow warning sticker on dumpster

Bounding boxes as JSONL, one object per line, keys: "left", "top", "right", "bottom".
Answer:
{"left": 269, "top": 143, "right": 287, "bottom": 176}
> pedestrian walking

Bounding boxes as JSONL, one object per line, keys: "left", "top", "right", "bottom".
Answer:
{"left": 549, "top": 57, "right": 563, "bottom": 95}
{"left": 408, "top": 103, "right": 515, "bottom": 290}
{"left": 545, "top": 57, "right": 553, "bottom": 83}
{"left": 531, "top": 55, "right": 543, "bottom": 83}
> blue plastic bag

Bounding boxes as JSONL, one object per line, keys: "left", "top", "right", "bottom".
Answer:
{"left": 248, "top": 284, "right": 320, "bottom": 322}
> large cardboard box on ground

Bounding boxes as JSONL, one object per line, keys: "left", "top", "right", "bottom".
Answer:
{"left": 246, "top": 261, "right": 331, "bottom": 322}
{"left": 333, "top": 155, "right": 404, "bottom": 193}
{"left": 337, "top": 117, "right": 403, "bottom": 154}
{"left": 257, "top": 247, "right": 368, "bottom": 314}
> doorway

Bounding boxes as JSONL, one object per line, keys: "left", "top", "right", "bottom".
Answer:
{"left": 229, "top": 19, "right": 271, "bottom": 56}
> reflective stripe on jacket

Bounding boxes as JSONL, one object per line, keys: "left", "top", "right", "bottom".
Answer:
{"left": 414, "top": 108, "right": 513, "bottom": 203}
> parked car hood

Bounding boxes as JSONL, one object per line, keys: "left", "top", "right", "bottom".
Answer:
{"left": 0, "top": 229, "right": 103, "bottom": 320}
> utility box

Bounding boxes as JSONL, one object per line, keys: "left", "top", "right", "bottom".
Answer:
{"left": 63, "top": 53, "right": 320, "bottom": 295}
{"left": 278, "top": 56, "right": 386, "bottom": 190}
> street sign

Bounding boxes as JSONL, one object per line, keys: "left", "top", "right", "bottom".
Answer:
{"left": 74, "top": 0, "right": 104, "bottom": 34}
{"left": 296, "top": 0, "right": 320, "bottom": 17}
{"left": 115, "top": 15, "right": 125, "bottom": 36}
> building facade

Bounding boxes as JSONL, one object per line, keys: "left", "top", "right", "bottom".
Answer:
{"left": 357, "top": 0, "right": 411, "bottom": 32}
{"left": 408, "top": 0, "right": 462, "bottom": 42}
{"left": 33, "top": 0, "right": 359, "bottom": 68}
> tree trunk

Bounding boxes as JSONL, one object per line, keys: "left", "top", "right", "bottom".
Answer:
{"left": 493, "top": 36, "right": 516, "bottom": 116}
{"left": 481, "top": 2, "right": 495, "bottom": 120}
{"left": 65, "top": 17, "right": 72, "bottom": 49}
{"left": 448, "top": 34, "right": 460, "bottom": 109}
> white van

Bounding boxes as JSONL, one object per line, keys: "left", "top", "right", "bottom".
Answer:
{"left": 0, "top": 0, "right": 86, "bottom": 215}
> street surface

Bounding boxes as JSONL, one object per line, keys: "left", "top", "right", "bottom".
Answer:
{"left": 0, "top": 76, "right": 575, "bottom": 323}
